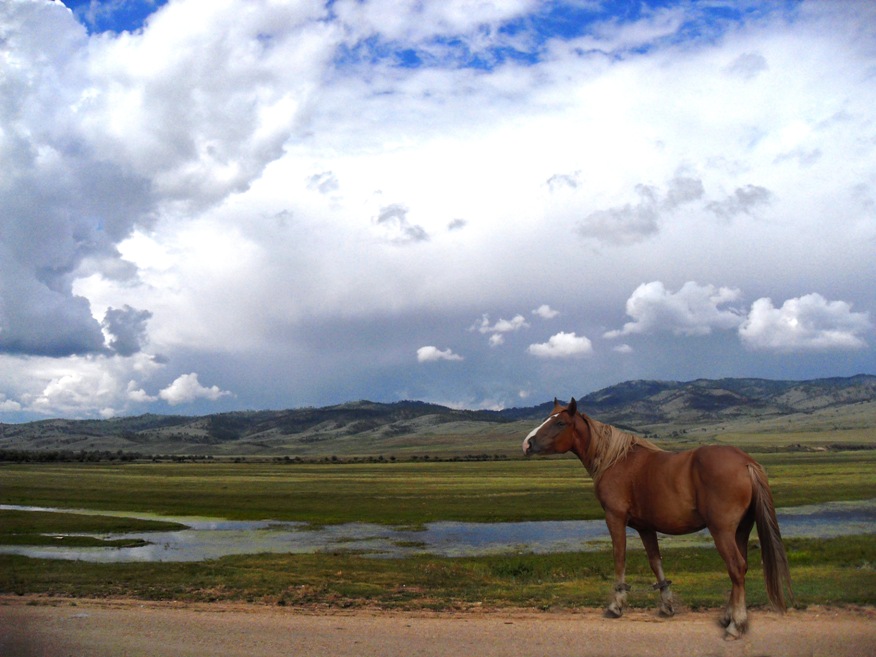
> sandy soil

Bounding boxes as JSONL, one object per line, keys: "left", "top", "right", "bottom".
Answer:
{"left": 1, "top": 596, "right": 873, "bottom": 657}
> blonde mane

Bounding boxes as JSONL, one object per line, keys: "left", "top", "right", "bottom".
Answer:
{"left": 581, "top": 414, "right": 663, "bottom": 482}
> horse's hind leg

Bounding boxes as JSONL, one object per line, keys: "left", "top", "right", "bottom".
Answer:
{"left": 604, "top": 513, "right": 629, "bottom": 618}
{"left": 710, "top": 527, "right": 749, "bottom": 639}
{"left": 639, "top": 529, "right": 674, "bottom": 617}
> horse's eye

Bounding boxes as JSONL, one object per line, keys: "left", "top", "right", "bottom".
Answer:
{"left": 555, "top": 421, "right": 566, "bottom": 428}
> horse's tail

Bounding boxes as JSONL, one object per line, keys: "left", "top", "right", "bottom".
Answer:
{"left": 749, "top": 463, "right": 793, "bottom": 611}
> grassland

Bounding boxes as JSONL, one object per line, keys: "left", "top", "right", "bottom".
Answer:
{"left": 1, "top": 448, "right": 874, "bottom": 609}
{"left": 1, "top": 451, "right": 874, "bottom": 525}
{"left": 1, "top": 537, "right": 873, "bottom": 610}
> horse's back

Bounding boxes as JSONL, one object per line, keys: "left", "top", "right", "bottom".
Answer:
{"left": 690, "top": 444, "right": 757, "bottom": 479}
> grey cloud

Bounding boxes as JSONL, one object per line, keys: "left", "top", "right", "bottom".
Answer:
{"left": 724, "top": 52, "right": 768, "bottom": 80}
{"left": 663, "top": 175, "right": 705, "bottom": 209}
{"left": 0, "top": 1, "right": 153, "bottom": 357}
{"left": 579, "top": 201, "right": 660, "bottom": 245}
{"left": 0, "top": 130, "right": 149, "bottom": 358}
{"left": 579, "top": 176, "right": 704, "bottom": 245}
{"left": 448, "top": 218, "right": 467, "bottom": 231}
{"left": 308, "top": 171, "right": 340, "bottom": 194}
{"left": 775, "top": 148, "right": 822, "bottom": 167}
{"left": 707, "top": 185, "right": 772, "bottom": 221}
{"left": 547, "top": 172, "right": 581, "bottom": 192}
{"left": 374, "top": 204, "right": 430, "bottom": 244}
{"left": 0, "top": 270, "right": 106, "bottom": 357}
{"left": 103, "top": 305, "right": 153, "bottom": 357}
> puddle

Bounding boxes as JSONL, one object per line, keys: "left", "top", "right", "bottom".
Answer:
{"left": 1, "top": 499, "right": 873, "bottom": 563}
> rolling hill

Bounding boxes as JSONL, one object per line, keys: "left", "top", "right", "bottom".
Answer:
{"left": 1, "top": 375, "right": 874, "bottom": 458}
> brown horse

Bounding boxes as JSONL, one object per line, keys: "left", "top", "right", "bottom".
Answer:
{"left": 522, "top": 398, "right": 792, "bottom": 639}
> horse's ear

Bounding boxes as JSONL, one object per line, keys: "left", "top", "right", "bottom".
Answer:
{"left": 554, "top": 397, "right": 559, "bottom": 406}
{"left": 568, "top": 397, "right": 577, "bottom": 416}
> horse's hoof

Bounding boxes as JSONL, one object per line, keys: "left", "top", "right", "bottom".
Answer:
{"left": 723, "top": 622, "right": 742, "bottom": 640}
{"left": 604, "top": 605, "right": 623, "bottom": 619}
{"left": 659, "top": 605, "right": 675, "bottom": 618}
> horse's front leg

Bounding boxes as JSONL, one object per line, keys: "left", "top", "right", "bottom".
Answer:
{"left": 638, "top": 529, "right": 674, "bottom": 617}
{"left": 604, "top": 513, "right": 629, "bottom": 618}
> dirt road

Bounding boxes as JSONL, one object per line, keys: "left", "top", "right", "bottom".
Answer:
{"left": 1, "top": 596, "right": 873, "bottom": 657}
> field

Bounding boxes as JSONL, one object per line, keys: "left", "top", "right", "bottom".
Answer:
{"left": 1, "top": 448, "right": 874, "bottom": 610}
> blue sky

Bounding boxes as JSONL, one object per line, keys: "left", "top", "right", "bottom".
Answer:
{"left": 1, "top": 0, "right": 874, "bottom": 420}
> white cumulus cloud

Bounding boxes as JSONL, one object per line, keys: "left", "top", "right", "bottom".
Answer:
{"left": 158, "top": 373, "right": 232, "bottom": 406}
{"left": 605, "top": 281, "right": 744, "bottom": 338}
{"left": 528, "top": 332, "right": 593, "bottom": 358}
{"left": 739, "top": 294, "right": 872, "bottom": 352}
{"left": 417, "top": 346, "right": 464, "bottom": 362}
{"left": 475, "top": 314, "right": 530, "bottom": 334}
{"left": 533, "top": 304, "right": 560, "bottom": 319}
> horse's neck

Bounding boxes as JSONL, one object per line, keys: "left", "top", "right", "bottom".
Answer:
{"left": 573, "top": 414, "right": 602, "bottom": 478}
{"left": 577, "top": 416, "right": 632, "bottom": 482}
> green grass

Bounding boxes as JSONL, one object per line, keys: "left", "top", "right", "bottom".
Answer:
{"left": 1, "top": 452, "right": 873, "bottom": 526}
{"left": 0, "top": 459, "right": 602, "bottom": 525}
{"left": 1, "top": 537, "right": 872, "bottom": 609}
{"left": 0, "top": 509, "right": 184, "bottom": 548}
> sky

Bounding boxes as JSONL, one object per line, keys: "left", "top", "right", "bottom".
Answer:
{"left": 1, "top": 0, "right": 875, "bottom": 421}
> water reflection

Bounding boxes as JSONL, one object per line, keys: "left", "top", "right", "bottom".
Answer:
{"left": 1, "top": 499, "right": 873, "bottom": 563}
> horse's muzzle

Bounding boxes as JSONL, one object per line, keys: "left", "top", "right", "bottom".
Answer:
{"left": 522, "top": 437, "right": 533, "bottom": 456}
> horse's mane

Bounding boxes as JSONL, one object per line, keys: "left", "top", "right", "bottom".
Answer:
{"left": 581, "top": 414, "right": 663, "bottom": 482}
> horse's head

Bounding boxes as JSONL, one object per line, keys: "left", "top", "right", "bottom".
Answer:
{"left": 522, "top": 397, "right": 581, "bottom": 456}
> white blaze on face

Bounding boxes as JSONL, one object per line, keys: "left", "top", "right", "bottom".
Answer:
{"left": 522, "top": 413, "right": 558, "bottom": 454}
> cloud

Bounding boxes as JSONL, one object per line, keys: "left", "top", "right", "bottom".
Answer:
{"left": 0, "top": 0, "right": 147, "bottom": 358}
{"left": 532, "top": 304, "right": 560, "bottom": 319}
{"left": 473, "top": 314, "right": 530, "bottom": 346}
{"left": 605, "top": 281, "right": 744, "bottom": 338}
{"left": 332, "top": 0, "right": 538, "bottom": 65}
{"left": 307, "top": 171, "right": 340, "bottom": 194}
{"left": 724, "top": 51, "right": 769, "bottom": 80}
{"left": 0, "top": 394, "right": 21, "bottom": 412}
{"left": 578, "top": 185, "right": 661, "bottom": 245}
{"left": 476, "top": 314, "right": 529, "bottom": 334}
{"left": 663, "top": 176, "right": 706, "bottom": 210}
{"left": 547, "top": 172, "right": 580, "bottom": 192}
{"left": 579, "top": 176, "right": 704, "bottom": 245}
{"left": 0, "top": 273, "right": 107, "bottom": 357}
{"left": 417, "top": 346, "right": 464, "bottom": 362}
{"left": 706, "top": 185, "right": 773, "bottom": 221}
{"left": 158, "top": 373, "right": 232, "bottom": 406}
{"left": 528, "top": 332, "right": 593, "bottom": 358}
{"left": 0, "top": 0, "right": 334, "bottom": 360}
{"left": 126, "top": 380, "right": 157, "bottom": 404}
{"left": 739, "top": 294, "right": 872, "bottom": 352}
{"left": 374, "top": 204, "right": 430, "bottom": 244}
{"left": 102, "top": 305, "right": 152, "bottom": 356}
{"left": 78, "top": 0, "right": 335, "bottom": 208}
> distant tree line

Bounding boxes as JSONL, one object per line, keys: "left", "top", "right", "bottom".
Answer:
{"left": 0, "top": 449, "right": 144, "bottom": 463}
{"left": 0, "top": 450, "right": 513, "bottom": 464}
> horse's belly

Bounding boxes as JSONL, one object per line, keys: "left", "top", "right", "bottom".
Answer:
{"left": 628, "top": 512, "right": 706, "bottom": 535}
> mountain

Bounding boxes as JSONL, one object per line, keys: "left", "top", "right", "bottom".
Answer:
{"left": 577, "top": 375, "right": 876, "bottom": 424}
{"left": 1, "top": 375, "right": 874, "bottom": 458}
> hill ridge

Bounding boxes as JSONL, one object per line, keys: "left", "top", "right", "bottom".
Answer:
{"left": 1, "top": 375, "right": 873, "bottom": 457}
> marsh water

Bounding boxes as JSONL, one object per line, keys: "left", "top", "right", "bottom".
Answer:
{"left": 2, "top": 499, "right": 874, "bottom": 563}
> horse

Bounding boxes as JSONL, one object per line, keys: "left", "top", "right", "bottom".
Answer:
{"left": 522, "top": 398, "right": 792, "bottom": 639}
